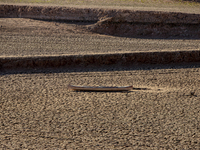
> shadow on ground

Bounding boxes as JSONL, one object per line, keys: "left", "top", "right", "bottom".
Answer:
{"left": 182, "top": 0, "right": 200, "bottom": 2}
{"left": 41, "top": 18, "right": 200, "bottom": 39}
{"left": 87, "top": 20, "right": 200, "bottom": 40}
{"left": 1, "top": 62, "right": 200, "bottom": 75}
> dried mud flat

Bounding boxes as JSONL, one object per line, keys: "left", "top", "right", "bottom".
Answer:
{"left": 1, "top": 66, "right": 200, "bottom": 149}
{"left": 1, "top": 3, "right": 200, "bottom": 149}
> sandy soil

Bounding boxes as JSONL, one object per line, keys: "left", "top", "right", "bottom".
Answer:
{"left": 0, "top": 18, "right": 200, "bottom": 57}
{"left": 1, "top": 0, "right": 200, "bottom": 14}
{"left": 1, "top": 2, "right": 200, "bottom": 149}
{"left": 1, "top": 65, "right": 200, "bottom": 149}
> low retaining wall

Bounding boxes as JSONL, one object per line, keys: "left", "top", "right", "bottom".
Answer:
{"left": 1, "top": 51, "right": 200, "bottom": 70}
{"left": 0, "top": 4, "right": 200, "bottom": 24}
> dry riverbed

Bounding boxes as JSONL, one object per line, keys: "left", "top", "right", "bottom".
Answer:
{"left": 1, "top": 65, "right": 200, "bottom": 149}
{"left": 1, "top": 18, "right": 200, "bottom": 57}
{"left": 1, "top": 2, "right": 200, "bottom": 149}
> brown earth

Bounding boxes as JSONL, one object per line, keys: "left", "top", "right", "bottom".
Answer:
{"left": 1, "top": 3, "right": 200, "bottom": 149}
{"left": 0, "top": 18, "right": 200, "bottom": 57}
{"left": 1, "top": 1, "right": 200, "bottom": 15}
{"left": 0, "top": 17, "right": 200, "bottom": 71}
{"left": 1, "top": 65, "right": 200, "bottom": 149}
{"left": 1, "top": 18, "right": 200, "bottom": 71}
{"left": 1, "top": 4, "right": 200, "bottom": 39}
{"left": 88, "top": 19, "right": 200, "bottom": 38}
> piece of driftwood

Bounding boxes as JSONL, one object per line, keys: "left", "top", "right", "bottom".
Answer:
{"left": 68, "top": 84, "right": 133, "bottom": 92}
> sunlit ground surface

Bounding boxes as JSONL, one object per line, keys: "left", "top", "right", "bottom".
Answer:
{"left": 0, "top": 0, "right": 200, "bottom": 14}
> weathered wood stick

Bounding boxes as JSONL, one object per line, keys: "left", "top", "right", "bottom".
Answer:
{"left": 68, "top": 84, "right": 133, "bottom": 91}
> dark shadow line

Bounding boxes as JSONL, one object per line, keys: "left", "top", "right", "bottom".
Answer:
{"left": 31, "top": 18, "right": 98, "bottom": 25}
{"left": 70, "top": 88, "right": 157, "bottom": 93}
{"left": 1, "top": 62, "right": 200, "bottom": 75}
{"left": 132, "top": 88, "right": 151, "bottom": 90}
{"left": 182, "top": 0, "right": 200, "bottom": 2}
{"left": 71, "top": 90, "right": 130, "bottom": 93}
{"left": 69, "top": 87, "right": 152, "bottom": 92}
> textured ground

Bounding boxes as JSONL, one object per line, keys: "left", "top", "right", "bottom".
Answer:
{"left": 1, "top": 65, "right": 200, "bottom": 149}
{"left": 1, "top": 1, "right": 200, "bottom": 149}
{"left": 1, "top": 0, "right": 200, "bottom": 14}
{"left": 0, "top": 18, "right": 200, "bottom": 57}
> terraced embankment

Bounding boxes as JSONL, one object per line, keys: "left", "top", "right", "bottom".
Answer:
{"left": 1, "top": 4, "right": 200, "bottom": 38}
{"left": 0, "top": 4, "right": 200, "bottom": 70}
{"left": 1, "top": 4, "right": 200, "bottom": 23}
{"left": 1, "top": 3, "right": 200, "bottom": 149}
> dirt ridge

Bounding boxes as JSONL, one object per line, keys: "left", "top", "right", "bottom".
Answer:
{"left": 1, "top": 4, "right": 200, "bottom": 24}
{"left": 0, "top": 4, "right": 200, "bottom": 70}
{"left": 1, "top": 50, "right": 200, "bottom": 70}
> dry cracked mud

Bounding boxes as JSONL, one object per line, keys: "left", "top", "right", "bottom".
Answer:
{"left": 1, "top": 65, "right": 200, "bottom": 149}
{"left": 1, "top": 3, "right": 200, "bottom": 149}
